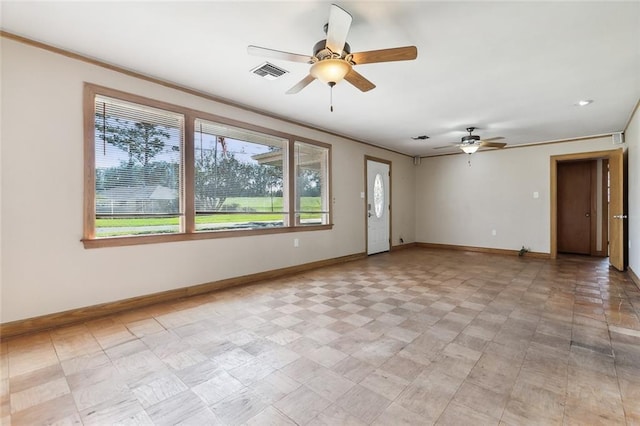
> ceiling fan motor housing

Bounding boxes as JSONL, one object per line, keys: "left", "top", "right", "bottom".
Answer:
{"left": 314, "top": 40, "right": 351, "bottom": 60}
{"left": 461, "top": 134, "right": 480, "bottom": 144}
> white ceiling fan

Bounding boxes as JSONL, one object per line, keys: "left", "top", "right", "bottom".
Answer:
{"left": 435, "top": 127, "right": 507, "bottom": 154}
{"left": 248, "top": 4, "right": 418, "bottom": 110}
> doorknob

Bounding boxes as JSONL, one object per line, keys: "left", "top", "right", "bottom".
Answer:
{"left": 585, "top": 213, "right": 590, "bottom": 217}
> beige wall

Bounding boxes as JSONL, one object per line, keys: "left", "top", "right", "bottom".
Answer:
{"left": 415, "top": 136, "right": 622, "bottom": 254}
{"left": 0, "top": 39, "right": 415, "bottom": 323}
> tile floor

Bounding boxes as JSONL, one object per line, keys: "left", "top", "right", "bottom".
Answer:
{"left": 2, "top": 248, "right": 640, "bottom": 425}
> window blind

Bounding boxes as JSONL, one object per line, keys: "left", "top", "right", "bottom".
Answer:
{"left": 93, "top": 95, "right": 184, "bottom": 236}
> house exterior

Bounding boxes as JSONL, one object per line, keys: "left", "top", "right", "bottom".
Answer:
{"left": 96, "top": 185, "right": 179, "bottom": 215}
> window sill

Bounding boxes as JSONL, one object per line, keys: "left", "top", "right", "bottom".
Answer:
{"left": 82, "top": 224, "right": 334, "bottom": 249}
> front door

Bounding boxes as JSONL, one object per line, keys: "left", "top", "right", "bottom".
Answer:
{"left": 366, "top": 159, "right": 390, "bottom": 255}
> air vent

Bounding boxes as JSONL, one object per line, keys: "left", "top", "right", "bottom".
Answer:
{"left": 251, "top": 62, "right": 289, "bottom": 80}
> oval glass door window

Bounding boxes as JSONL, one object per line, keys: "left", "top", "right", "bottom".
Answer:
{"left": 374, "top": 173, "right": 384, "bottom": 218}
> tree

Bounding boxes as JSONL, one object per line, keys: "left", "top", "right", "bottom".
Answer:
{"left": 297, "top": 168, "right": 321, "bottom": 197}
{"left": 195, "top": 144, "right": 244, "bottom": 211}
{"left": 243, "top": 164, "right": 283, "bottom": 197}
{"left": 96, "top": 114, "right": 171, "bottom": 186}
{"left": 96, "top": 161, "right": 179, "bottom": 190}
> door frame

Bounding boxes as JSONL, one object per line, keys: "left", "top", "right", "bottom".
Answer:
{"left": 550, "top": 148, "right": 624, "bottom": 269}
{"left": 364, "top": 156, "right": 392, "bottom": 254}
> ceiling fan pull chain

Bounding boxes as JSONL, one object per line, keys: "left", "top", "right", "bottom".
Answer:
{"left": 330, "top": 86, "right": 333, "bottom": 112}
{"left": 329, "top": 82, "right": 336, "bottom": 112}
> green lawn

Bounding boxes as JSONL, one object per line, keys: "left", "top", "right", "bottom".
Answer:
{"left": 96, "top": 197, "right": 322, "bottom": 228}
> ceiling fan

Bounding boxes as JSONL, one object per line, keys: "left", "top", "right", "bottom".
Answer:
{"left": 247, "top": 3, "right": 417, "bottom": 108}
{"left": 435, "top": 127, "right": 507, "bottom": 154}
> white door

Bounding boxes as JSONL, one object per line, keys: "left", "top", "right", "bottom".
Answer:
{"left": 367, "top": 160, "right": 390, "bottom": 255}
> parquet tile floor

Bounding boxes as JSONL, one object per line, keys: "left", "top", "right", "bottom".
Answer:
{"left": 2, "top": 248, "right": 640, "bottom": 425}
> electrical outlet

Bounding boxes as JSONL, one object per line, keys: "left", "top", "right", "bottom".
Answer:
{"left": 492, "top": 229, "right": 497, "bottom": 236}
{"left": 294, "top": 238, "right": 299, "bottom": 248}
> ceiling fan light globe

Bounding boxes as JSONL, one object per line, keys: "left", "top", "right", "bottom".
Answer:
{"left": 310, "top": 59, "right": 352, "bottom": 84}
{"left": 461, "top": 145, "right": 479, "bottom": 154}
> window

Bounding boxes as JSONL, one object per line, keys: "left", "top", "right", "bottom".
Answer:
{"left": 84, "top": 84, "right": 331, "bottom": 247}
{"left": 373, "top": 173, "right": 384, "bottom": 218}
{"left": 194, "top": 119, "right": 288, "bottom": 231}
{"left": 93, "top": 95, "right": 184, "bottom": 238}
{"left": 294, "top": 141, "right": 330, "bottom": 226}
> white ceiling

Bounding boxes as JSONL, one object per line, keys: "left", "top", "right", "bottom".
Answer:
{"left": 2, "top": 1, "right": 639, "bottom": 156}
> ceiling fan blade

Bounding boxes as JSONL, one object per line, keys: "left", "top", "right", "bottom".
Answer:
{"left": 344, "top": 69, "right": 376, "bottom": 92}
{"left": 326, "top": 4, "right": 352, "bottom": 55}
{"left": 480, "top": 136, "right": 505, "bottom": 142}
{"left": 433, "top": 144, "right": 457, "bottom": 150}
{"left": 286, "top": 75, "right": 316, "bottom": 94}
{"left": 350, "top": 46, "right": 418, "bottom": 65}
{"left": 247, "top": 45, "right": 314, "bottom": 64}
{"left": 480, "top": 141, "right": 507, "bottom": 149}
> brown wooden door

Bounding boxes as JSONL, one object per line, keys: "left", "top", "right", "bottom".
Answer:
{"left": 557, "top": 161, "right": 592, "bottom": 254}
